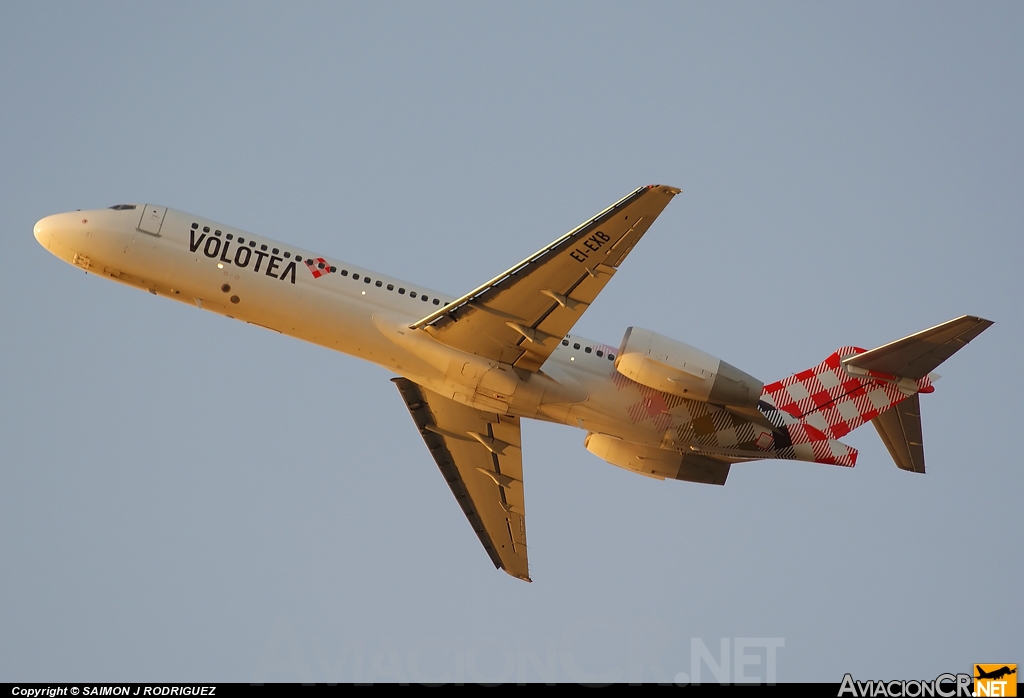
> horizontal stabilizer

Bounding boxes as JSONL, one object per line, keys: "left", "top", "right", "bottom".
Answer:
{"left": 843, "top": 315, "right": 993, "bottom": 379}
{"left": 872, "top": 394, "right": 925, "bottom": 473}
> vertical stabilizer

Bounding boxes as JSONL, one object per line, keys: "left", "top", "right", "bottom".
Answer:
{"left": 763, "top": 316, "right": 991, "bottom": 472}
{"left": 846, "top": 315, "right": 992, "bottom": 473}
{"left": 761, "top": 348, "right": 920, "bottom": 444}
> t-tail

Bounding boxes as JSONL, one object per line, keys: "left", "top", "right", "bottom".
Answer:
{"left": 759, "top": 316, "right": 992, "bottom": 473}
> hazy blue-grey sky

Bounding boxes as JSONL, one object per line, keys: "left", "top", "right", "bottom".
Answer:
{"left": 1, "top": 2, "right": 1020, "bottom": 683}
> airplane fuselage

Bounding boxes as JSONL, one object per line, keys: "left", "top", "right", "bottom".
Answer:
{"left": 34, "top": 204, "right": 740, "bottom": 456}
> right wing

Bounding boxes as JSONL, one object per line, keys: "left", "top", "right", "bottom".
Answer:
{"left": 392, "top": 378, "right": 530, "bottom": 581}
{"left": 409, "top": 185, "right": 680, "bottom": 371}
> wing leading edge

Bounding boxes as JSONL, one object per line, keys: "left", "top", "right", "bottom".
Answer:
{"left": 393, "top": 378, "right": 530, "bottom": 582}
{"left": 410, "top": 185, "right": 681, "bottom": 371}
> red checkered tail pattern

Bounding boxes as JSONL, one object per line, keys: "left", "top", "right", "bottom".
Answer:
{"left": 759, "top": 347, "right": 932, "bottom": 466}
{"left": 759, "top": 316, "right": 992, "bottom": 472}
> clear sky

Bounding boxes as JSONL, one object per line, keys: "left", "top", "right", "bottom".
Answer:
{"left": 1, "top": 2, "right": 1020, "bottom": 683}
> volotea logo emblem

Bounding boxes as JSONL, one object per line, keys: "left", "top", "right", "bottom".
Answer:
{"left": 307, "top": 257, "right": 332, "bottom": 279}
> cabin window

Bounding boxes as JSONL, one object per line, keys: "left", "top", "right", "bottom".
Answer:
{"left": 272, "top": 248, "right": 279, "bottom": 255}
{"left": 341, "top": 270, "right": 348, "bottom": 276}
{"left": 608, "top": 353, "right": 615, "bottom": 360}
{"left": 387, "top": 284, "right": 394, "bottom": 291}
{"left": 399, "top": 288, "right": 406, "bottom": 294}
{"left": 573, "top": 343, "right": 580, "bottom": 350}
{"left": 249, "top": 241, "right": 256, "bottom": 247}
{"left": 318, "top": 263, "right": 325, "bottom": 269}
{"left": 596, "top": 350, "right": 603, "bottom": 357}
{"left": 433, "top": 298, "right": 440, "bottom": 305}
{"left": 238, "top": 237, "right": 245, "bottom": 244}
{"left": 214, "top": 230, "right": 222, "bottom": 237}
{"left": 191, "top": 223, "right": 198, "bottom": 229}
{"left": 330, "top": 266, "right": 337, "bottom": 273}
{"left": 562, "top": 340, "right": 569, "bottom": 346}
{"left": 585, "top": 347, "right": 592, "bottom": 353}
{"left": 283, "top": 251, "right": 290, "bottom": 258}
{"left": 226, "top": 234, "right": 234, "bottom": 240}
{"left": 409, "top": 291, "right": 416, "bottom": 298}
{"left": 375, "top": 280, "right": 382, "bottom": 287}
{"left": 364, "top": 277, "right": 371, "bottom": 284}
{"left": 261, "top": 244, "right": 268, "bottom": 251}
{"left": 203, "top": 226, "right": 210, "bottom": 233}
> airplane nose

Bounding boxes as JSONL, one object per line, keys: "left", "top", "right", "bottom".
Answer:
{"left": 33, "top": 215, "right": 53, "bottom": 247}
{"left": 34, "top": 212, "right": 79, "bottom": 255}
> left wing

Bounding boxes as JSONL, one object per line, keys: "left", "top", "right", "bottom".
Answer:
{"left": 410, "top": 185, "right": 680, "bottom": 371}
{"left": 392, "top": 378, "right": 530, "bottom": 581}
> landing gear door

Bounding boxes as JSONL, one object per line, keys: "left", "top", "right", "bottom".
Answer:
{"left": 138, "top": 205, "right": 167, "bottom": 236}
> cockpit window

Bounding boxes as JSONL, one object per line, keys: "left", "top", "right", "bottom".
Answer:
{"left": 108, "top": 204, "right": 137, "bottom": 210}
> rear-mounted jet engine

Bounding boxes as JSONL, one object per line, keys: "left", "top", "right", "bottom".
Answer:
{"left": 614, "top": 327, "right": 763, "bottom": 408}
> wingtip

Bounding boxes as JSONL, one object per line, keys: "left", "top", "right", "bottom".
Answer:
{"left": 647, "top": 184, "right": 682, "bottom": 195}
{"left": 956, "top": 314, "right": 995, "bottom": 330}
{"left": 501, "top": 564, "right": 532, "bottom": 583}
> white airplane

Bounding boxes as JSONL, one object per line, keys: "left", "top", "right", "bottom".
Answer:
{"left": 34, "top": 186, "right": 991, "bottom": 582}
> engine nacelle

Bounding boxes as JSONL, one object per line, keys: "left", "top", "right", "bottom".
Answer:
{"left": 614, "top": 327, "right": 763, "bottom": 408}
{"left": 584, "top": 433, "right": 730, "bottom": 485}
